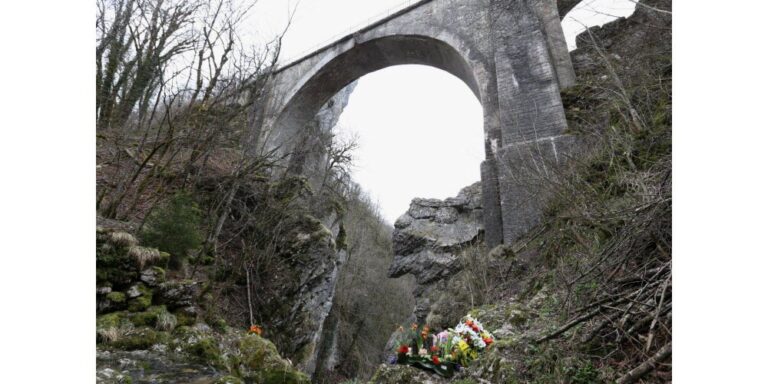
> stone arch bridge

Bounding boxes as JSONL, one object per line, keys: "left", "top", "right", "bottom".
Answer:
{"left": 252, "top": 0, "right": 577, "bottom": 247}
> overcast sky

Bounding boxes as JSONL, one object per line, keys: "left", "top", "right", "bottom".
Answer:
{"left": 245, "top": 0, "right": 637, "bottom": 224}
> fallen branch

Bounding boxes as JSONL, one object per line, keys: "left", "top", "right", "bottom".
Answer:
{"left": 616, "top": 342, "right": 672, "bottom": 384}
{"left": 536, "top": 306, "right": 604, "bottom": 344}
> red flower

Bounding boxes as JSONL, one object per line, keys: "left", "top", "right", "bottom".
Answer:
{"left": 471, "top": 324, "right": 480, "bottom": 332}
{"left": 248, "top": 325, "right": 263, "bottom": 335}
{"left": 465, "top": 320, "right": 473, "bottom": 326}
{"left": 430, "top": 345, "right": 439, "bottom": 353}
{"left": 483, "top": 337, "right": 494, "bottom": 345}
{"left": 398, "top": 345, "right": 409, "bottom": 354}
{"left": 432, "top": 355, "right": 440, "bottom": 365}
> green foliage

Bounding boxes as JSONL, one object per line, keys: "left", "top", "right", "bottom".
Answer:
{"left": 569, "top": 361, "right": 601, "bottom": 384}
{"left": 140, "top": 193, "right": 203, "bottom": 270}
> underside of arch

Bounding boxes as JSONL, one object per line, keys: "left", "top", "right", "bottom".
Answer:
{"left": 273, "top": 34, "right": 482, "bottom": 133}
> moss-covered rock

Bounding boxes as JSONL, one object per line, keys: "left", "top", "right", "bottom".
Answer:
{"left": 184, "top": 336, "right": 223, "bottom": 367}
{"left": 238, "top": 334, "right": 288, "bottom": 371}
{"left": 97, "top": 231, "right": 142, "bottom": 287}
{"left": 129, "top": 305, "right": 172, "bottom": 328}
{"left": 157, "top": 280, "right": 201, "bottom": 309}
{"left": 127, "top": 295, "right": 152, "bottom": 312}
{"left": 237, "top": 334, "right": 309, "bottom": 384}
{"left": 106, "top": 291, "right": 126, "bottom": 303}
{"left": 97, "top": 312, "right": 132, "bottom": 343}
{"left": 111, "top": 328, "right": 169, "bottom": 350}
{"left": 98, "top": 312, "right": 127, "bottom": 329}
{"left": 126, "top": 284, "right": 153, "bottom": 312}
{"left": 140, "top": 266, "right": 166, "bottom": 286}
{"left": 174, "top": 309, "right": 197, "bottom": 326}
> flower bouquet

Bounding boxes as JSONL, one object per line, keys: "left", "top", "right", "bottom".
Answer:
{"left": 391, "top": 315, "right": 495, "bottom": 378}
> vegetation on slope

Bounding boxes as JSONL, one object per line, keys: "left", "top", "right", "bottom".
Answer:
{"left": 372, "top": 1, "right": 671, "bottom": 382}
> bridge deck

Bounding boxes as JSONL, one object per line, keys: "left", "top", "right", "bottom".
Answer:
{"left": 276, "top": 0, "right": 436, "bottom": 73}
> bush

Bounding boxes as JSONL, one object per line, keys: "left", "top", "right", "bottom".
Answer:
{"left": 140, "top": 193, "right": 203, "bottom": 270}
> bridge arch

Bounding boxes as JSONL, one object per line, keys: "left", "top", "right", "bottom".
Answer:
{"left": 256, "top": 0, "right": 577, "bottom": 248}
{"left": 271, "top": 33, "right": 488, "bottom": 147}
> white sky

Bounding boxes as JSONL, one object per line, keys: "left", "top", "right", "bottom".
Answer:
{"left": 245, "top": 0, "right": 637, "bottom": 224}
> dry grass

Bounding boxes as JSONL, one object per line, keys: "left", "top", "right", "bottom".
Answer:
{"left": 97, "top": 327, "right": 123, "bottom": 344}
{"left": 109, "top": 231, "right": 138, "bottom": 247}
{"left": 156, "top": 312, "right": 178, "bottom": 331}
{"left": 128, "top": 245, "right": 162, "bottom": 269}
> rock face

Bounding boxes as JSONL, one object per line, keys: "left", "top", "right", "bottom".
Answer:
{"left": 273, "top": 83, "right": 357, "bottom": 376}
{"left": 276, "top": 215, "right": 345, "bottom": 375}
{"left": 388, "top": 182, "right": 484, "bottom": 325}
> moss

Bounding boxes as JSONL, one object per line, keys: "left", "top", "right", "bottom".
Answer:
{"left": 106, "top": 291, "right": 126, "bottom": 303}
{"left": 127, "top": 295, "right": 153, "bottom": 312}
{"left": 97, "top": 233, "right": 142, "bottom": 286}
{"left": 146, "top": 266, "right": 166, "bottom": 283}
{"left": 236, "top": 334, "right": 309, "bottom": 384}
{"left": 210, "top": 317, "right": 228, "bottom": 332}
{"left": 238, "top": 334, "right": 293, "bottom": 371}
{"left": 97, "top": 312, "right": 127, "bottom": 329}
{"left": 130, "top": 305, "right": 169, "bottom": 327}
{"left": 184, "top": 336, "right": 223, "bottom": 367}
{"left": 172, "top": 325, "right": 195, "bottom": 337}
{"left": 97, "top": 311, "right": 132, "bottom": 343}
{"left": 127, "top": 284, "right": 153, "bottom": 312}
{"left": 111, "top": 329, "right": 168, "bottom": 350}
{"left": 157, "top": 252, "right": 171, "bottom": 268}
{"left": 174, "top": 310, "right": 197, "bottom": 326}
{"left": 213, "top": 376, "right": 244, "bottom": 384}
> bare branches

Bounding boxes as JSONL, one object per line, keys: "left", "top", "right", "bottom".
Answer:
{"left": 96, "top": 0, "right": 287, "bottom": 221}
{"left": 616, "top": 342, "right": 672, "bottom": 384}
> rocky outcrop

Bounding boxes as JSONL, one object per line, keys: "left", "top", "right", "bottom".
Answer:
{"left": 388, "top": 182, "right": 484, "bottom": 326}
{"left": 96, "top": 227, "right": 311, "bottom": 383}
{"left": 266, "top": 83, "right": 357, "bottom": 377}
{"left": 275, "top": 215, "right": 344, "bottom": 375}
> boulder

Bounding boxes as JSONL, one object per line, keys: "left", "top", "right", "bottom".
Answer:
{"left": 388, "top": 182, "right": 483, "bottom": 284}
{"left": 140, "top": 267, "right": 166, "bottom": 287}
{"left": 157, "top": 280, "right": 201, "bottom": 309}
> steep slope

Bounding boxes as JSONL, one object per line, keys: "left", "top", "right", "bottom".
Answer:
{"left": 373, "top": 0, "right": 672, "bottom": 382}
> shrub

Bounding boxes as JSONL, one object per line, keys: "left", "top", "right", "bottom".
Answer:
{"left": 140, "top": 193, "right": 203, "bottom": 270}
